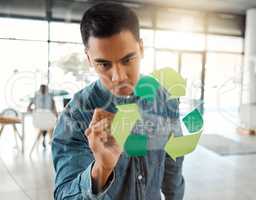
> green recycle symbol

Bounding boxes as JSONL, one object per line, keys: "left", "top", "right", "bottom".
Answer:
{"left": 111, "top": 67, "right": 203, "bottom": 161}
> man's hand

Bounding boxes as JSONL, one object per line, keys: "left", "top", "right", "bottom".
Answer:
{"left": 85, "top": 108, "right": 121, "bottom": 193}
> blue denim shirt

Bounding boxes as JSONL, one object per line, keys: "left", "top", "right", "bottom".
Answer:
{"left": 52, "top": 79, "right": 185, "bottom": 200}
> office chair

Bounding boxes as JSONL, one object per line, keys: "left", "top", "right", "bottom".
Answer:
{"left": 30, "top": 109, "right": 57, "bottom": 156}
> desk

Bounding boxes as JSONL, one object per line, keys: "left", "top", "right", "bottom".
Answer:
{"left": 0, "top": 115, "right": 24, "bottom": 153}
{"left": 0, "top": 116, "right": 22, "bottom": 124}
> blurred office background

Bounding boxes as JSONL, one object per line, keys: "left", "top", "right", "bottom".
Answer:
{"left": 0, "top": 0, "right": 255, "bottom": 199}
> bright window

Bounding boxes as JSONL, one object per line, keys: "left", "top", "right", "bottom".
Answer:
{"left": 140, "top": 48, "right": 154, "bottom": 74}
{"left": 0, "top": 17, "right": 48, "bottom": 41}
{"left": 140, "top": 29, "right": 154, "bottom": 47}
{"left": 155, "top": 30, "right": 205, "bottom": 51}
{"left": 50, "top": 22, "right": 82, "bottom": 43}
{"left": 207, "top": 35, "right": 243, "bottom": 53}
{"left": 155, "top": 51, "right": 179, "bottom": 71}
{"left": 0, "top": 39, "right": 48, "bottom": 111}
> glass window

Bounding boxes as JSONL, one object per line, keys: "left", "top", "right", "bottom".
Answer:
{"left": 140, "top": 48, "right": 154, "bottom": 75}
{"left": 0, "top": 39, "right": 48, "bottom": 111}
{"left": 140, "top": 29, "right": 154, "bottom": 47}
{"left": 49, "top": 42, "right": 95, "bottom": 110}
{"left": 51, "top": 1, "right": 85, "bottom": 21}
{"left": 50, "top": 22, "right": 82, "bottom": 43}
{"left": 0, "top": 1, "right": 46, "bottom": 18}
{"left": 0, "top": 18, "right": 48, "bottom": 41}
{"left": 204, "top": 53, "right": 243, "bottom": 135}
{"left": 133, "top": 7, "right": 153, "bottom": 28}
{"left": 207, "top": 14, "right": 244, "bottom": 36}
{"left": 180, "top": 53, "right": 203, "bottom": 104}
{"left": 156, "top": 9, "right": 205, "bottom": 32}
{"left": 181, "top": 53, "right": 202, "bottom": 81}
{"left": 204, "top": 53, "right": 243, "bottom": 111}
{"left": 49, "top": 43, "right": 93, "bottom": 94}
{"left": 155, "top": 30, "right": 205, "bottom": 51}
{"left": 207, "top": 35, "right": 244, "bottom": 53}
{"left": 155, "top": 51, "right": 179, "bottom": 71}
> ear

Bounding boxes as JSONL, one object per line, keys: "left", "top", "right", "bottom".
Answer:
{"left": 139, "top": 39, "right": 144, "bottom": 58}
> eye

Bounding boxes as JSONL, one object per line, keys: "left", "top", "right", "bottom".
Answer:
{"left": 96, "top": 62, "right": 112, "bottom": 70}
{"left": 122, "top": 56, "right": 136, "bottom": 65}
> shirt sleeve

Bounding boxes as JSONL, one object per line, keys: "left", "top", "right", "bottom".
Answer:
{"left": 51, "top": 100, "right": 114, "bottom": 200}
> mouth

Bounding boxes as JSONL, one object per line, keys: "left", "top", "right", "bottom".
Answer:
{"left": 112, "top": 83, "right": 134, "bottom": 96}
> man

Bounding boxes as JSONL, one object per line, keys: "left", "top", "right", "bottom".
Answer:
{"left": 52, "top": 2, "right": 184, "bottom": 200}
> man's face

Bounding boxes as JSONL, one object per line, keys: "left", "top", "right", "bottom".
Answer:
{"left": 86, "top": 30, "right": 143, "bottom": 96}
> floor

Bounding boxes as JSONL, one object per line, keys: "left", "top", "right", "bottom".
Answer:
{"left": 0, "top": 114, "right": 255, "bottom": 200}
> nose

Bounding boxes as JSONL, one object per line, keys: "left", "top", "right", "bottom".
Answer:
{"left": 111, "top": 64, "right": 128, "bottom": 83}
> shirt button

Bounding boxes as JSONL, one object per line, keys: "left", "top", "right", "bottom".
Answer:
{"left": 138, "top": 175, "right": 143, "bottom": 180}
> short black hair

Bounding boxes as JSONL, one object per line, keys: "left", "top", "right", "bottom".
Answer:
{"left": 40, "top": 84, "right": 48, "bottom": 94}
{"left": 80, "top": 2, "right": 140, "bottom": 47}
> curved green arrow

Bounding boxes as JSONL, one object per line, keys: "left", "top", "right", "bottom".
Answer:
{"left": 111, "top": 103, "right": 141, "bottom": 150}
{"left": 134, "top": 75, "right": 160, "bottom": 101}
{"left": 164, "top": 130, "right": 202, "bottom": 161}
{"left": 151, "top": 67, "right": 186, "bottom": 98}
{"left": 164, "top": 108, "right": 204, "bottom": 161}
{"left": 182, "top": 108, "right": 203, "bottom": 133}
{"left": 124, "top": 134, "right": 148, "bottom": 156}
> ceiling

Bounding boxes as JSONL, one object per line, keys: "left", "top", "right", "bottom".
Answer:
{"left": 0, "top": 0, "right": 255, "bottom": 21}
{"left": 129, "top": 0, "right": 256, "bottom": 14}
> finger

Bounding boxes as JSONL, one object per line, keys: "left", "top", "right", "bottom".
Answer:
{"left": 91, "top": 124, "right": 108, "bottom": 142}
{"left": 92, "top": 118, "right": 111, "bottom": 134}
{"left": 101, "top": 130, "right": 109, "bottom": 143}
{"left": 87, "top": 128, "right": 106, "bottom": 151}
{"left": 85, "top": 127, "right": 91, "bottom": 137}
{"left": 97, "top": 109, "right": 115, "bottom": 120}
{"left": 103, "top": 134, "right": 115, "bottom": 147}
{"left": 90, "top": 108, "right": 103, "bottom": 127}
{"left": 90, "top": 108, "right": 115, "bottom": 127}
{"left": 106, "top": 137, "right": 122, "bottom": 155}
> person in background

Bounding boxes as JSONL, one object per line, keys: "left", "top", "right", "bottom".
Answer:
{"left": 27, "top": 84, "right": 58, "bottom": 147}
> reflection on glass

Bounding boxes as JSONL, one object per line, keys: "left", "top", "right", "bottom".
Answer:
{"left": 49, "top": 43, "right": 93, "bottom": 96}
{"left": 49, "top": 43, "right": 96, "bottom": 110}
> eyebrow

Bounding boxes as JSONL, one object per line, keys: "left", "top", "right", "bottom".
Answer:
{"left": 93, "top": 52, "right": 137, "bottom": 63}
{"left": 120, "top": 52, "right": 137, "bottom": 61}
